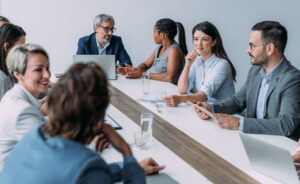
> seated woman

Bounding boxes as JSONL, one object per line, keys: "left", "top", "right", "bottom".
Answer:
{"left": 0, "top": 23, "right": 26, "bottom": 100}
{"left": 117, "top": 18, "right": 187, "bottom": 84}
{"left": 166, "top": 21, "right": 236, "bottom": 106}
{"left": 0, "top": 62, "right": 165, "bottom": 183}
{"left": 0, "top": 43, "right": 49, "bottom": 171}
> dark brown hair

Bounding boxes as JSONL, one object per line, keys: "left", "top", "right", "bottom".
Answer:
{"left": 252, "top": 21, "right": 287, "bottom": 54}
{"left": 0, "top": 23, "right": 26, "bottom": 75}
{"left": 42, "top": 62, "right": 109, "bottom": 144}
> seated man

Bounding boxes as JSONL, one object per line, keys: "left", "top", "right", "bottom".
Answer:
{"left": 195, "top": 21, "right": 300, "bottom": 140}
{"left": 76, "top": 14, "right": 132, "bottom": 67}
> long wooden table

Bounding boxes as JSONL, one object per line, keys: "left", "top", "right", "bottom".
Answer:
{"left": 107, "top": 75, "right": 297, "bottom": 184}
{"left": 109, "top": 83, "right": 259, "bottom": 184}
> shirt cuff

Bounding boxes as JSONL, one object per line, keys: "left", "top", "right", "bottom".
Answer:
{"left": 124, "top": 155, "right": 137, "bottom": 164}
{"left": 239, "top": 117, "right": 244, "bottom": 131}
{"left": 115, "top": 155, "right": 137, "bottom": 169}
{"left": 211, "top": 105, "right": 215, "bottom": 113}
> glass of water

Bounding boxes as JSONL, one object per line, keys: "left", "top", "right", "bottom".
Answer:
{"left": 140, "top": 113, "right": 153, "bottom": 137}
{"left": 142, "top": 72, "right": 150, "bottom": 96}
{"left": 133, "top": 131, "right": 150, "bottom": 150}
{"left": 155, "top": 91, "right": 167, "bottom": 113}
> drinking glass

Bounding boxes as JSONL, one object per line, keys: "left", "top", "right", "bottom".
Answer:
{"left": 155, "top": 91, "right": 167, "bottom": 113}
{"left": 140, "top": 113, "right": 153, "bottom": 137}
{"left": 133, "top": 131, "right": 150, "bottom": 150}
{"left": 142, "top": 72, "right": 150, "bottom": 96}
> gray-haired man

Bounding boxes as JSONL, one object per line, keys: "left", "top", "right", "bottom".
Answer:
{"left": 77, "top": 14, "right": 132, "bottom": 67}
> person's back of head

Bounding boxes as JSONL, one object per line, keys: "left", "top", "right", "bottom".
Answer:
{"left": 192, "top": 21, "right": 236, "bottom": 81}
{"left": 42, "top": 62, "right": 109, "bottom": 144}
{"left": 251, "top": 21, "right": 287, "bottom": 55}
{"left": 0, "top": 16, "right": 9, "bottom": 25}
{"left": 155, "top": 18, "right": 187, "bottom": 55}
{"left": 0, "top": 23, "right": 26, "bottom": 75}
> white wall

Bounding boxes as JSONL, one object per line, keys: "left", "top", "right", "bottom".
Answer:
{"left": 1, "top": 0, "right": 300, "bottom": 90}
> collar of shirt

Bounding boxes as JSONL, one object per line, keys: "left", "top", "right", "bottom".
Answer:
{"left": 17, "top": 84, "right": 42, "bottom": 110}
{"left": 195, "top": 53, "right": 216, "bottom": 67}
{"left": 259, "top": 57, "right": 284, "bottom": 82}
{"left": 95, "top": 35, "right": 110, "bottom": 55}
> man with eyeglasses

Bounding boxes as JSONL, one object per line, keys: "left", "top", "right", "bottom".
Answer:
{"left": 195, "top": 21, "right": 300, "bottom": 140}
{"left": 77, "top": 14, "right": 132, "bottom": 67}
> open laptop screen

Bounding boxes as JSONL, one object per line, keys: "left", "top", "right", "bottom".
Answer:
{"left": 73, "top": 55, "right": 116, "bottom": 80}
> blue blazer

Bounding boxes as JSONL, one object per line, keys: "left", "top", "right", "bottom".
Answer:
{"left": 0, "top": 125, "right": 146, "bottom": 184}
{"left": 77, "top": 33, "right": 132, "bottom": 67}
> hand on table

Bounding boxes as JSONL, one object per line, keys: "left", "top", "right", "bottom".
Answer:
{"left": 125, "top": 70, "right": 143, "bottom": 79}
{"left": 139, "top": 157, "right": 165, "bottom": 175}
{"left": 213, "top": 114, "right": 240, "bottom": 130}
{"left": 117, "top": 64, "right": 136, "bottom": 75}
{"left": 165, "top": 95, "right": 183, "bottom": 107}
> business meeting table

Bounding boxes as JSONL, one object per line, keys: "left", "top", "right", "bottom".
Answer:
{"left": 101, "top": 74, "right": 297, "bottom": 184}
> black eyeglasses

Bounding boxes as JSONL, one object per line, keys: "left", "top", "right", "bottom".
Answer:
{"left": 248, "top": 42, "right": 269, "bottom": 50}
{"left": 98, "top": 25, "right": 116, "bottom": 33}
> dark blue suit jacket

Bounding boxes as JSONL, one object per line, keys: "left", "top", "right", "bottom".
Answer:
{"left": 77, "top": 33, "right": 132, "bottom": 67}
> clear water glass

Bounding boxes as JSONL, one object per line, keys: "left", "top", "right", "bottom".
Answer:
{"left": 155, "top": 91, "right": 167, "bottom": 113}
{"left": 140, "top": 113, "right": 153, "bottom": 137}
{"left": 142, "top": 72, "right": 150, "bottom": 96}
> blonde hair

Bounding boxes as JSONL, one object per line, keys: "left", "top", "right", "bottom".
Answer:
{"left": 6, "top": 43, "right": 48, "bottom": 76}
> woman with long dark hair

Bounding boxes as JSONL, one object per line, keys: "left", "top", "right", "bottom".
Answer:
{"left": 166, "top": 21, "right": 236, "bottom": 106}
{"left": 0, "top": 23, "right": 26, "bottom": 100}
{"left": 117, "top": 18, "right": 187, "bottom": 84}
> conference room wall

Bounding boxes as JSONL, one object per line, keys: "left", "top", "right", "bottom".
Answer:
{"left": 1, "top": 0, "right": 299, "bottom": 90}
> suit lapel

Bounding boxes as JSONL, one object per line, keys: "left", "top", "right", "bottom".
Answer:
{"left": 106, "top": 36, "right": 114, "bottom": 55}
{"left": 248, "top": 73, "right": 262, "bottom": 117}
{"left": 263, "top": 77, "right": 278, "bottom": 117}
{"left": 90, "top": 33, "right": 99, "bottom": 54}
{"left": 263, "top": 57, "right": 288, "bottom": 117}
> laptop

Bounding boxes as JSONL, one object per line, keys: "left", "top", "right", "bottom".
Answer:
{"left": 73, "top": 55, "right": 116, "bottom": 79}
{"left": 116, "top": 173, "right": 179, "bottom": 184}
{"left": 239, "top": 132, "right": 299, "bottom": 184}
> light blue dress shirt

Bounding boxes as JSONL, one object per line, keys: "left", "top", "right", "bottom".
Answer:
{"left": 239, "top": 58, "right": 283, "bottom": 131}
{"left": 96, "top": 35, "right": 110, "bottom": 55}
{"left": 187, "top": 54, "right": 235, "bottom": 103}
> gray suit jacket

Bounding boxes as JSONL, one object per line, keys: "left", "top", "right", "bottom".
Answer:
{"left": 213, "top": 57, "right": 300, "bottom": 140}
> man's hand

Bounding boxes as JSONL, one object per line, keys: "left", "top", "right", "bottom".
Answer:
{"left": 194, "top": 102, "right": 212, "bottom": 120}
{"left": 139, "top": 158, "right": 165, "bottom": 175}
{"left": 213, "top": 114, "right": 240, "bottom": 130}
{"left": 165, "top": 95, "right": 183, "bottom": 107}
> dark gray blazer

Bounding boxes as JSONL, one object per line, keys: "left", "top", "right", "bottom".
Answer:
{"left": 213, "top": 57, "right": 300, "bottom": 140}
